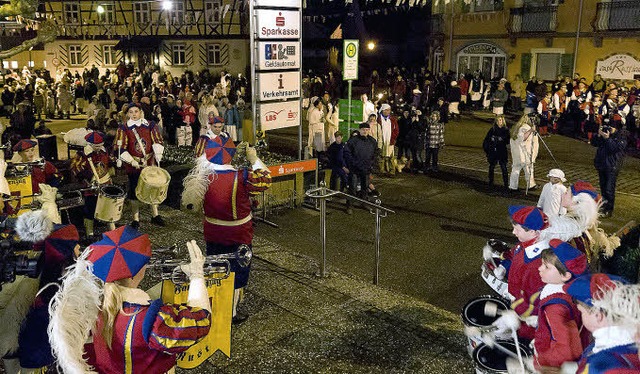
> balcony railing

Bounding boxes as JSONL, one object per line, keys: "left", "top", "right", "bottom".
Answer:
{"left": 508, "top": 5, "right": 558, "bottom": 34}
{"left": 593, "top": 1, "right": 640, "bottom": 31}
{"left": 430, "top": 14, "right": 445, "bottom": 35}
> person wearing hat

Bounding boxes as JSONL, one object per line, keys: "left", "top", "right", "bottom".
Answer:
{"left": 182, "top": 137, "right": 270, "bottom": 324}
{"left": 564, "top": 274, "right": 640, "bottom": 373}
{"left": 537, "top": 168, "right": 567, "bottom": 217}
{"left": 115, "top": 103, "right": 165, "bottom": 228}
{"left": 194, "top": 114, "right": 228, "bottom": 158}
{"left": 344, "top": 122, "right": 378, "bottom": 214}
{"left": 377, "top": 103, "right": 399, "bottom": 175}
{"left": 492, "top": 205, "right": 549, "bottom": 340}
{"left": 529, "top": 240, "right": 589, "bottom": 371}
{"left": 49, "top": 227, "right": 212, "bottom": 374}
{"left": 10, "top": 139, "right": 62, "bottom": 195}
{"left": 71, "top": 131, "right": 115, "bottom": 239}
{"left": 14, "top": 212, "right": 81, "bottom": 372}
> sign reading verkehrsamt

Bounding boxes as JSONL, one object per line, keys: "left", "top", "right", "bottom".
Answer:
{"left": 258, "top": 71, "right": 301, "bottom": 102}
{"left": 256, "top": 10, "right": 300, "bottom": 40}
{"left": 257, "top": 41, "right": 301, "bottom": 70}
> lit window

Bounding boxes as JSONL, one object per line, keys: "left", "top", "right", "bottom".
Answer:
{"left": 69, "top": 45, "right": 83, "bottom": 66}
{"left": 98, "top": 3, "right": 115, "bottom": 24}
{"left": 172, "top": 44, "right": 186, "bottom": 65}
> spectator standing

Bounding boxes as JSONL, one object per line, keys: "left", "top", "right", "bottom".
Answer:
{"left": 447, "top": 81, "right": 461, "bottom": 120}
{"left": 511, "top": 74, "right": 524, "bottom": 112}
{"left": 509, "top": 114, "right": 539, "bottom": 191}
{"left": 491, "top": 81, "right": 509, "bottom": 115}
{"left": 537, "top": 169, "right": 567, "bottom": 217}
{"left": 327, "top": 131, "right": 349, "bottom": 193}
{"left": 344, "top": 123, "right": 377, "bottom": 214}
{"left": 307, "top": 98, "right": 325, "bottom": 157}
{"left": 458, "top": 74, "right": 469, "bottom": 110}
{"left": 483, "top": 115, "right": 510, "bottom": 189}
{"left": 469, "top": 72, "right": 484, "bottom": 110}
{"left": 424, "top": 111, "right": 445, "bottom": 173}
{"left": 325, "top": 100, "right": 339, "bottom": 145}
{"left": 377, "top": 103, "right": 399, "bottom": 175}
{"left": 593, "top": 124, "right": 626, "bottom": 217}
{"left": 224, "top": 100, "right": 242, "bottom": 142}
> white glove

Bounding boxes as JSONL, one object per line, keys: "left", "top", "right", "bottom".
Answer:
{"left": 0, "top": 159, "right": 10, "bottom": 196}
{"left": 152, "top": 143, "right": 164, "bottom": 164}
{"left": 560, "top": 361, "right": 579, "bottom": 374}
{"left": 494, "top": 264, "right": 507, "bottom": 280}
{"left": 36, "top": 184, "right": 61, "bottom": 224}
{"left": 181, "top": 240, "right": 210, "bottom": 312}
{"left": 119, "top": 151, "right": 139, "bottom": 168}
{"left": 505, "top": 356, "right": 534, "bottom": 374}
{"left": 84, "top": 144, "right": 94, "bottom": 155}
{"left": 246, "top": 146, "right": 268, "bottom": 171}
{"left": 493, "top": 310, "right": 521, "bottom": 335}
{"left": 524, "top": 315, "right": 538, "bottom": 328}
{"left": 483, "top": 243, "right": 496, "bottom": 262}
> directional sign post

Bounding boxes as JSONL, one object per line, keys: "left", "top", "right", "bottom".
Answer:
{"left": 343, "top": 39, "right": 359, "bottom": 136}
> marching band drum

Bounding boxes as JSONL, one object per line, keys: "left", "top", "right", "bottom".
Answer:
{"left": 472, "top": 340, "right": 533, "bottom": 374}
{"left": 94, "top": 185, "right": 126, "bottom": 223}
{"left": 135, "top": 166, "right": 171, "bottom": 205}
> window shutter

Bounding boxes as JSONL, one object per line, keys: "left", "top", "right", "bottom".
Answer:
{"left": 521, "top": 53, "right": 531, "bottom": 81}
{"left": 560, "top": 54, "right": 574, "bottom": 77}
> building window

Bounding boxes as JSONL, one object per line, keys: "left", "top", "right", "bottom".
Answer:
{"left": 103, "top": 45, "right": 116, "bottom": 65}
{"left": 204, "top": 0, "right": 222, "bottom": 24}
{"left": 207, "top": 44, "right": 222, "bottom": 65}
{"left": 464, "top": 0, "right": 504, "bottom": 13}
{"left": 456, "top": 43, "right": 506, "bottom": 79}
{"left": 98, "top": 2, "right": 115, "bottom": 24}
{"left": 535, "top": 53, "right": 561, "bottom": 81}
{"left": 64, "top": 2, "right": 80, "bottom": 24}
{"left": 172, "top": 44, "right": 186, "bottom": 65}
{"left": 133, "top": 3, "right": 150, "bottom": 24}
{"left": 69, "top": 45, "right": 83, "bottom": 66}
{"left": 171, "top": 1, "right": 185, "bottom": 25}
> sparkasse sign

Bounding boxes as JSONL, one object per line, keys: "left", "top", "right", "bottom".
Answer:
{"left": 256, "top": 10, "right": 300, "bottom": 40}
{"left": 257, "top": 41, "right": 301, "bottom": 70}
{"left": 255, "top": 0, "right": 301, "bottom": 7}
{"left": 259, "top": 101, "right": 300, "bottom": 131}
{"left": 258, "top": 71, "right": 301, "bottom": 102}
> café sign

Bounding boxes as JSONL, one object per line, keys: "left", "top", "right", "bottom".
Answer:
{"left": 461, "top": 43, "right": 500, "bottom": 55}
{"left": 596, "top": 54, "right": 640, "bottom": 80}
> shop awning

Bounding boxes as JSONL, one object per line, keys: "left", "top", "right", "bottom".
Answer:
{"left": 115, "top": 36, "right": 163, "bottom": 51}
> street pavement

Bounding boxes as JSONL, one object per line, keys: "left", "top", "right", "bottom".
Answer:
{"left": 14, "top": 113, "right": 640, "bottom": 373}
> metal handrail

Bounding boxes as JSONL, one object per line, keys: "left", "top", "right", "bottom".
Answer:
{"left": 305, "top": 183, "right": 395, "bottom": 285}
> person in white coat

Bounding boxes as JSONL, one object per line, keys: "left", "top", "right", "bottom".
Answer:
{"left": 361, "top": 94, "right": 376, "bottom": 123}
{"left": 537, "top": 168, "right": 567, "bottom": 217}
{"left": 307, "top": 98, "right": 325, "bottom": 157}
{"left": 325, "top": 100, "right": 340, "bottom": 145}
{"left": 509, "top": 114, "right": 539, "bottom": 191}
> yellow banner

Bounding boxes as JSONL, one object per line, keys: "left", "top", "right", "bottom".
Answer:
{"left": 5, "top": 175, "right": 33, "bottom": 217}
{"left": 161, "top": 272, "right": 235, "bottom": 368}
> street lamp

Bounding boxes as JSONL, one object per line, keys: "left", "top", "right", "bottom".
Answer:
{"left": 162, "top": 1, "right": 172, "bottom": 10}
{"left": 367, "top": 41, "right": 376, "bottom": 51}
{"left": 96, "top": 5, "right": 105, "bottom": 14}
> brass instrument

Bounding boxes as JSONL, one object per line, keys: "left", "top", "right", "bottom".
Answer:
{"left": 2, "top": 184, "right": 101, "bottom": 210}
{"left": 5, "top": 158, "right": 46, "bottom": 178}
{"left": 148, "top": 244, "right": 252, "bottom": 285}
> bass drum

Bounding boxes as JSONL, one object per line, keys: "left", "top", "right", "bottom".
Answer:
{"left": 135, "top": 166, "right": 170, "bottom": 205}
{"left": 95, "top": 185, "right": 126, "bottom": 223}
{"left": 472, "top": 340, "right": 533, "bottom": 374}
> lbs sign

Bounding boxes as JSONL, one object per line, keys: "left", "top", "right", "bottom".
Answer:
{"left": 256, "top": 10, "right": 300, "bottom": 40}
{"left": 258, "top": 71, "right": 300, "bottom": 102}
{"left": 259, "top": 101, "right": 300, "bottom": 130}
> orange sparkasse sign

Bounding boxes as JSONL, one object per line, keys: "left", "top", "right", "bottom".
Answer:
{"left": 268, "top": 159, "right": 317, "bottom": 177}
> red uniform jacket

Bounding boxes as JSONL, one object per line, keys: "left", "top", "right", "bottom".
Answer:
{"left": 87, "top": 299, "right": 211, "bottom": 374}
{"left": 115, "top": 120, "right": 163, "bottom": 175}
{"left": 577, "top": 342, "right": 640, "bottom": 374}
{"left": 534, "top": 290, "right": 585, "bottom": 369}
{"left": 203, "top": 168, "right": 271, "bottom": 246}
{"left": 31, "top": 161, "right": 62, "bottom": 193}
{"left": 70, "top": 150, "right": 112, "bottom": 195}
{"left": 503, "top": 238, "right": 548, "bottom": 340}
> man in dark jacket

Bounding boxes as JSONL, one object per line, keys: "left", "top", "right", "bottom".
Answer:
{"left": 483, "top": 115, "right": 510, "bottom": 189}
{"left": 593, "top": 125, "right": 627, "bottom": 217}
{"left": 344, "top": 123, "right": 377, "bottom": 214}
{"left": 327, "top": 131, "right": 348, "bottom": 192}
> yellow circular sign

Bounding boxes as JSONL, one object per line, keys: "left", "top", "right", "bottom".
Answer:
{"left": 346, "top": 43, "right": 357, "bottom": 58}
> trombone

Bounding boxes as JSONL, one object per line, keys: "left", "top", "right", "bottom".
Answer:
{"left": 148, "top": 244, "right": 252, "bottom": 285}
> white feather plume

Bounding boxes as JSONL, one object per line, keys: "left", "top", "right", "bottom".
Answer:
{"left": 592, "top": 282, "right": 640, "bottom": 325}
{"left": 181, "top": 155, "right": 214, "bottom": 212}
{"left": 15, "top": 210, "right": 53, "bottom": 243}
{"left": 0, "top": 276, "right": 39, "bottom": 357}
{"left": 48, "top": 247, "right": 102, "bottom": 374}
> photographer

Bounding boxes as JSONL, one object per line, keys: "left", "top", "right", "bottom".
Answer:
{"left": 593, "top": 123, "right": 627, "bottom": 217}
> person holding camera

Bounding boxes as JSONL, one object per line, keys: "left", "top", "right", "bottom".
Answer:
{"left": 593, "top": 123, "right": 627, "bottom": 217}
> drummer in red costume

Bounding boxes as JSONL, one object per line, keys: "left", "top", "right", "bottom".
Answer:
{"left": 491, "top": 205, "right": 549, "bottom": 340}
{"left": 115, "top": 103, "right": 165, "bottom": 228}
{"left": 182, "top": 136, "right": 271, "bottom": 323}
{"left": 12, "top": 139, "right": 62, "bottom": 194}
{"left": 194, "top": 115, "right": 227, "bottom": 158}
{"left": 48, "top": 226, "right": 212, "bottom": 374}
{"left": 70, "top": 131, "right": 115, "bottom": 239}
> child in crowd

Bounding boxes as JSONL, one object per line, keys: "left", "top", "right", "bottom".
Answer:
{"left": 327, "top": 131, "right": 349, "bottom": 192}
{"left": 424, "top": 111, "right": 444, "bottom": 173}
{"left": 532, "top": 239, "right": 589, "bottom": 370}
{"left": 491, "top": 205, "right": 549, "bottom": 340}
{"left": 537, "top": 92, "right": 552, "bottom": 136}
{"left": 564, "top": 273, "right": 640, "bottom": 373}
{"left": 537, "top": 168, "right": 567, "bottom": 217}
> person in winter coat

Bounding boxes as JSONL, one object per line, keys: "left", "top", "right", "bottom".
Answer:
{"left": 424, "top": 111, "right": 445, "bottom": 173}
{"left": 447, "top": 81, "right": 462, "bottom": 120}
{"left": 224, "top": 100, "right": 242, "bottom": 142}
{"left": 344, "top": 123, "right": 377, "bottom": 214}
{"left": 593, "top": 124, "right": 627, "bottom": 217}
{"left": 483, "top": 115, "right": 510, "bottom": 188}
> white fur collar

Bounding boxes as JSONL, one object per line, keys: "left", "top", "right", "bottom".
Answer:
{"left": 121, "top": 287, "right": 151, "bottom": 305}
{"left": 540, "top": 283, "right": 565, "bottom": 300}
{"left": 524, "top": 239, "right": 550, "bottom": 259}
{"left": 592, "top": 325, "right": 637, "bottom": 353}
{"left": 127, "top": 118, "right": 148, "bottom": 128}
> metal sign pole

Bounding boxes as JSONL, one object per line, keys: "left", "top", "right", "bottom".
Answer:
{"left": 347, "top": 80, "right": 352, "bottom": 136}
{"left": 250, "top": 0, "right": 257, "bottom": 144}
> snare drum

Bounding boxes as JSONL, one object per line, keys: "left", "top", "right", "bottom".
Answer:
{"left": 95, "top": 185, "right": 126, "bottom": 223}
{"left": 481, "top": 262, "right": 511, "bottom": 299}
{"left": 472, "top": 340, "right": 533, "bottom": 374}
{"left": 135, "top": 166, "right": 170, "bottom": 205}
{"left": 462, "top": 295, "right": 510, "bottom": 356}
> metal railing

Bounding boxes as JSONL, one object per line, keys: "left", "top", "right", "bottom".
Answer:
{"left": 593, "top": 1, "right": 640, "bottom": 31}
{"left": 508, "top": 6, "right": 558, "bottom": 34}
{"left": 305, "top": 183, "right": 395, "bottom": 285}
